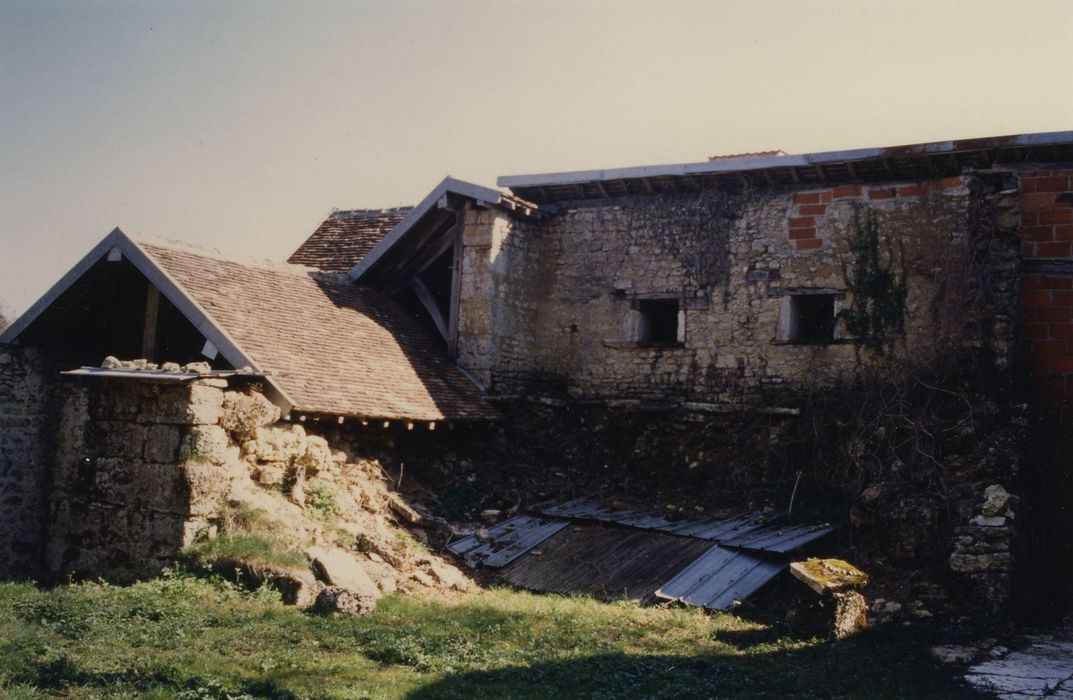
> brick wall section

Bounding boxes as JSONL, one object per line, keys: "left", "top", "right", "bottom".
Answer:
{"left": 1017, "top": 169, "right": 1073, "bottom": 425}
{"left": 0, "top": 345, "right": 58, "bottom": 579}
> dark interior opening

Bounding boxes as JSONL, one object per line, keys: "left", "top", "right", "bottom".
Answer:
{"left": 17, "top": 257, "right": 230, "bottom": 368}
{"left": 789, "top": 294, "right": 835, "bottom": 344}
{"left": 637, "top": 299, "right": 680, "bottom": 345}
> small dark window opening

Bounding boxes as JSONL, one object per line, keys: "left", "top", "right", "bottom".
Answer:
{"left": 638, "top": 299, "right": 680, "bottom": 345}
{"left": 789, "top": 294, "right": 835, "bottom": 344}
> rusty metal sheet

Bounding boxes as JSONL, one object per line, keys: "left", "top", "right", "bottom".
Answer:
{"left": 447, "top": 514, "right": 569, "bottom": 568}
{"left": 655, "top": 546, "right": 785, "bottom": 611}
{"left": 719, "top": 522, "right": 836, "bottom": 554}
{"left": 498, "top": 523, "right": 714, "bottom": 601}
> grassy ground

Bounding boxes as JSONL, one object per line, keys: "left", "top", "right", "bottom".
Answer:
{"left": 0, "top": 573, "right": 986, "bottom": 700}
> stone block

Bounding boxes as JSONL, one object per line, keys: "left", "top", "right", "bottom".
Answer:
{"left": 182, "top": 462, "right": 232, "bottom": 516}
{"left": 180, "top": 425, "right": 231, "bottom": 466}
{"left": 307, "top": 546, "right": 382, "bottom": 601}
{"left": 138, "top": 463, "right": 190, "bottom": 515}
{"left": 950, "top": 552, "right": 1013, "bottom": 573}
{"left": 296, "top": 435, "right": 334, "bottom": 475}
{"left": 219, "top": 391, "right": 280, "bottom": 437}
{"left": 981, "top": 484, "right": 1011, "bottom": 517}
{"left": 249, "top": 424, "right": 306, "bottom": 463}
{"left": 143, "top": 424, "right": 181, "bottom": 463}
{"left": 141, "top": 384, "right": 223, "bottom": 425}
{"left": 89, "top": 421, "right": 146, "bottom": 458}
{"left": 313, "top": 586, "right": 377, "bottom": 615}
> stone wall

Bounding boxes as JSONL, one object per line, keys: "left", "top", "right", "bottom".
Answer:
{"left": 46, "top": 376, "right": 233, "bottom": 581}
{"left": 458, "top": 175, "right": 1016, "bottom": 405}
{"left": 0, "top": 344, "right": 58, "bottom": 579}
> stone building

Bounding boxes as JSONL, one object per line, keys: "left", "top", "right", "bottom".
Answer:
{"left": 2, "top": 131, "right": 1072, "bottom": 611}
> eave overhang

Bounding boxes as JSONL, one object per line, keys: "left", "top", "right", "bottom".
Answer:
{"left": 498, "top": 130, "right": 1073, "bottom": 204}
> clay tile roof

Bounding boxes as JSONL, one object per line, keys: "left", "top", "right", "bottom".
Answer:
{"left": 288, "top": 208, "right": 412, "bottom": 273}
{"left": 141, "top": 241, "right": 498, "bottom": 422}
{"left": 708, "top": 150, "right": 787, "bottom": 161}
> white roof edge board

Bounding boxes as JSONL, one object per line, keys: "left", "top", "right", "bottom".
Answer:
{"left": 0, "top": 228, "right": 297, "bottom": 415}
{"left": 1, "top": 229, "right": 124, "bottom": 344}
{"left": 349, "top": 176, "right": 504, "bottom": 281}
{"left": 496, "top": 130, "right": 1073, "bottom": 189}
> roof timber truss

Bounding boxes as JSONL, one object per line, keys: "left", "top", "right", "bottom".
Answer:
{"left": 0, "top": 228, "right": 297, "bottom": 413}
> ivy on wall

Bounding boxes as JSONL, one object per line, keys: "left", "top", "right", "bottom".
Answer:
{"left": 839, "top": 205, "right": 908, "bottom": 356}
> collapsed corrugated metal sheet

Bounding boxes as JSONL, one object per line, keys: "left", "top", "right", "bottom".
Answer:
{"left": 450, "top": 499, "right": 836, "bottom": 612}
{"left": 447, "top": 515, "right": 568, "bottom": 568}
{"left": 720, "top": 522, "right": 837, "bottom": 554}
{"left": 655, "top": 547, "right": 786, "bottom": 610}
{"left": 498, "top": 524, "right": 714, "bottom": 601}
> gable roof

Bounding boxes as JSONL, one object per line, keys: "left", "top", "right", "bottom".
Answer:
{"left": 349, "top": 176, "right": 538, "bottom": 282}
{"left": 2, "top": 229, "right": 498, "bottom": 422}
{"left": 288, "top": 208, "right": 412, "bottom": 273}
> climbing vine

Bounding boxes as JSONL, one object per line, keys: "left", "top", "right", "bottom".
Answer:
{"left": 839, "top": 205, "right": 908, "bottom": 356}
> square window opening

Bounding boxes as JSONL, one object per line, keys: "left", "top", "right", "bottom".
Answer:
{"left": 637, "top": 299, "right": 681, "bottom": 345}
{"left": 788, "top": 294, "right": 836, "bottom": 344}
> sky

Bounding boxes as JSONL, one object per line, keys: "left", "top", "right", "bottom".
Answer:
{"left": 1, "top": 0, "right": 1071, "bottom": 318}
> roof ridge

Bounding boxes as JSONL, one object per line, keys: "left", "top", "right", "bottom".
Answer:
{"left": 132, "top": 234, "right": 319, "bottom": 277}
{"left": 329, "top": 206, "right": 415, "bottom": 220}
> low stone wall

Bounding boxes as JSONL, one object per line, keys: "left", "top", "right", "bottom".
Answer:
{"left": 0, "top": 344, "right": 59, "bottom": 579}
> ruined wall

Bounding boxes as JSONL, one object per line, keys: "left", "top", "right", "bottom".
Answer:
{"left": 0, "top": 345, "right": 58, "bottom": 579}
{"left": 458, "top": 176, "right": 1014, "bottom": 405}
{"left": 46, "top": 377, "right": 233, "bottom": 581}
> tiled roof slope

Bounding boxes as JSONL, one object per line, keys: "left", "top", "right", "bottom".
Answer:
{"left": 142, "top": 242, "right": 497, "bottom": 422}
{"left": 288, "top": 208, "right": 412, "bottom": 273}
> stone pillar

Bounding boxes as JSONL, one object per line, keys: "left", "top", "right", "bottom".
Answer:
{"left": 456, "top": 206, "right": 517, "bottom": 389}
{"left": 950, "top": 484, "right": 1017, "bottom": 616}
{"left": 46, "top": 376, "right": 232, "bottom": 582}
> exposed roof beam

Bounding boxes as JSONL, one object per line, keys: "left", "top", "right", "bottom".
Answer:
{"left": 496, "top": 130, "right": 1073, "bottom": 192}
{"left": 0, "top": 228, "right": 297, "bottom": 414}
{"left": 350, "top": 177, "right": 508, "bottom": 281}
{"left": 409, "top": 277, "right": 448, "bottom": 342}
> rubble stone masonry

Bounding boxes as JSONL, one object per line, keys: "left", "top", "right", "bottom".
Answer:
{"left": 457, "top": 176, "right": 1014, "bottom": 405}
{"left": 45, "top": 377, "right": 231, "bottom": 581}
{"left": 0, "top": 345, "right": 58, "bottom": 579}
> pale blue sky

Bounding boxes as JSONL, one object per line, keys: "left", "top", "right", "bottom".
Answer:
{"left": 2, "top": 0, "right": 1071, "bottom": 317}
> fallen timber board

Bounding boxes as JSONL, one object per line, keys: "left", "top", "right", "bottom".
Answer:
{"left": 655, "top": 545, "right": 786, "bottom": 611}
{"left": 498, "top": 523, "right": 714, "bottom": 602}
{"left": 447, "top": 515, "right": 569, "bottom": 568}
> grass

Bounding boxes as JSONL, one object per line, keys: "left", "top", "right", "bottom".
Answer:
{"left": 0, "top": 573, "right": 986, "bottom": 699}
{"left": 183, "top": 503, "right": 307, "bottom": 572}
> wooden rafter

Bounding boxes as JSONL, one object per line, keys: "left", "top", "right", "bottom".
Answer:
{"left": 446, "top": 214, "right": 464, "bottom": 359}
{"left": 409, "top": 276, "right": 448, "bottom": 342}
{"left": 141, "top": 285, "right": 160, "bottom": 360}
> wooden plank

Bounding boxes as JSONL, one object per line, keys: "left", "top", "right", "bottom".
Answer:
{"left": 141, "top": 285, "right": 160, "bottom": 360}
{"left": 409, "top": 276, "right": 448, "bottom": 341}
{"left": 446, "top": 211, "right": 464, "bottom": 359}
